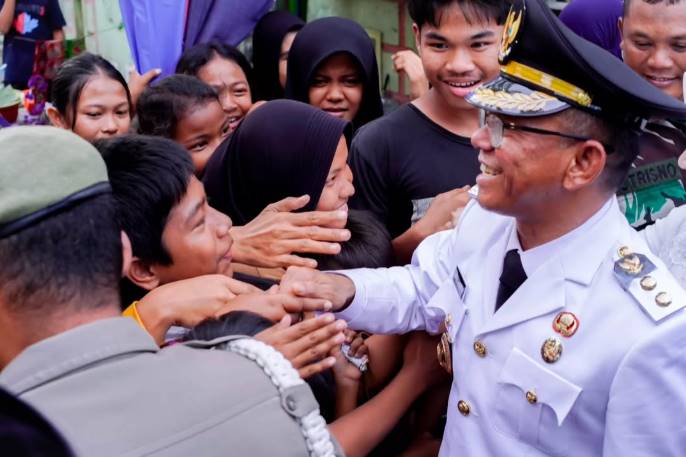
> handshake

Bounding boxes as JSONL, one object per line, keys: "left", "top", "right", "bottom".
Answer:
{"left": 135, "top": 268, "right": 358, "bottom": 378}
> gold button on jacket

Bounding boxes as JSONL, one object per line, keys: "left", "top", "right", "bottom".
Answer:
{"left": 473, "top": 340, "right": 487, "bottom": 357}
{"left": 526, "top": 390, "right": 538, "bottom": 404}
{"left": 457, "top": 400, "right": 471, "bottom": 416}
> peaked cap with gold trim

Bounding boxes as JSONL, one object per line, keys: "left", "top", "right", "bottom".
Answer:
{"left": 466, "top": 0, "right": 686, "bottom": 123}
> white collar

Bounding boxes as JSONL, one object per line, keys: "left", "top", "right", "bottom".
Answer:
{"left": 505, "top": 198, "right": 615, "bottom": 277}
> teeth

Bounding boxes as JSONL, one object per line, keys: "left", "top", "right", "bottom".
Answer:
{"left": 480, "top": 163, "right": 500, "bottom": 176}
{"left": 448, "top": 81, "right": 478, "bottom": 88}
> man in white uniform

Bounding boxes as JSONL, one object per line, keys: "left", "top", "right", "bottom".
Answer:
{"left": 281, "top": 0, "right": 686, "bottom": 456}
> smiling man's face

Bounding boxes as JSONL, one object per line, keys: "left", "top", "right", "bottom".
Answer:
{"left": 621, "top": 0, "right": 686, "bottom": 100}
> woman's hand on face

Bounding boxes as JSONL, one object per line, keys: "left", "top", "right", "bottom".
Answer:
{"left": 256, "top": 313, "right": 347, "bottom": 379}
{"left": 229, "top": 195, "right": 351, "bottom": 269}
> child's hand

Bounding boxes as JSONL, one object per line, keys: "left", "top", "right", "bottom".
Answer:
{"left": 128, "top": 66, "right": 161, "bottom": 106}
{"left": 332, "top": 330, "right": 369, "bottom": 386}
{"left": 345, "top": 329, "right": 370, "bottom": 358}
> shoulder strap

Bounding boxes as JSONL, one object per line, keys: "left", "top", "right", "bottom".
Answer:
{"left": 612, "top": 239, "right": 686, "bottom": 323}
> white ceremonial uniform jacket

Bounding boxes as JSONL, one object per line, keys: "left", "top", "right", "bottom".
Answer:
{"left": 338, "top": 198, "right": 686, "bottom": 457}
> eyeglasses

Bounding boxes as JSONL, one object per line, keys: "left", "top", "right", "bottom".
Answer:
{"left": 479, "top": 110, "right": 614, "bottom": 152}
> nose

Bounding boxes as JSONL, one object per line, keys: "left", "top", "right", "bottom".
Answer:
{"left": 647, "top": 47, "right": 674, "bottom": 71}
{"left": 446, "top": 48, "right": 477, "bottom": 75}
{"left": 209, "top": 206, "right": 232, "bottom": 236}
{"left": 341, "top": 166, "right": 355, "bottom": 198}
{"left": 325, "top": 83, "right": 345, "bottom": 102}
{"left": 101, "top": 114, "right": 119, "bottom": 135}
{"left": 341, "top": 183, "right": 355, "bottom": 201}
{"left": 471, "top": 124, "right": 494, "bottom": 152}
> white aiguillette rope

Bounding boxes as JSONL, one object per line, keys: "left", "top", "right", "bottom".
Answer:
{"left": 225, "top": 338, "right": 337, "bottom": 457}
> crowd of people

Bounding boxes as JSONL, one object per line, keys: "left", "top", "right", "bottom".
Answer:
{"left": 1, "top": 0, "right": 686, "bottom": 456}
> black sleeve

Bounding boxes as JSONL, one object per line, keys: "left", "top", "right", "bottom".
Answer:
{"left": 47, "top": 0, "right": 66, "bottom": 30}
{"left": 349, "top": 122, "right": 393, "bottom": 228}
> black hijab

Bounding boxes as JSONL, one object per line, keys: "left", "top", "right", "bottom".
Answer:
{"left": 285, "top": 17, "right": 383, "bottom": 130}
{"left": 203, "top": 99, "right": 352, "bottom": 225}
{"left": 252, "top": 11, "right": 304, "bottom": 101}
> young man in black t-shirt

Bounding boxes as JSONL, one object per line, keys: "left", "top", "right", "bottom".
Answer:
{"left": 0, "top": 0, "right": 65, "bottom": 89}
{"left": 350, "top": 0, "right": 510, "bottom": 260}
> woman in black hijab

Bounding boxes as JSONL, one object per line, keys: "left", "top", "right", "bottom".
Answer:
{"left": 252, "top": 10, "right": 305, "bottom": 101}
{"left": 203, "top": 99, "right": 353, "bottom": 227}
{"left": 285, "top": 17, "right": 383, "bottom": 130}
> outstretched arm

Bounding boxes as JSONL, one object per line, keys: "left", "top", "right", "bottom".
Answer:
{"left": 281, "top": 225, "right": 460, "bottom": 335}
{"left": 329, "top": 333, "right": 448, "bottom": 457}
{"left": 0, "top": 0, "right": 16, "bottom": 35}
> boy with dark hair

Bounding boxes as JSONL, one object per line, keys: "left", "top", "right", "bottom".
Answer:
{"left": 350, "top": 0, "right": 510, "bottom": 261}
{"left": 97, "top": 134, "right": 231, "bottom": 293}
{"left": 97, "top": 135, "right": 347, "bottom": 384}
{"left": 0, "top": 127, "right": 341, "bottom": 456}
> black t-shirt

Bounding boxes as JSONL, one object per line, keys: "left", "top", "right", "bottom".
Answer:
{"left": 1, "top": 0, "right": 65, "bottom": 86}
{"left": 349, "top": 103, "right": 480, "bottom": 238}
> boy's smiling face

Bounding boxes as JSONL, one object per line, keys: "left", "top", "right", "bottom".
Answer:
{"left": 414, "top": 3, "right": 502, "bottom": 111}
{"left": 174, "top": 100, "right": 231, "bottom": 176}
{"left": 151, "top": 176, "right": 234, "bottom": 284}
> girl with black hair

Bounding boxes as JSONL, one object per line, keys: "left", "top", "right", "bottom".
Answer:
{"left": 136, "top": 74, "right": 230, "bottom": 176}
{"left": 285, "top": 17, "right": 383, "bottom": 130}
{"left": 46, "top": 52, "right": 132, "bottom": 142}
{"left": 176, "top": 42, "right": 254, "bottom": 133}
{"left": 252, "top": 10, "right": 304, "bottom": 101}
{"left": 203, "top": 99, "right": 354, "bottom": 229}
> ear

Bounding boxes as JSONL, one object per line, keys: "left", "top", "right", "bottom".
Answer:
{"left": 120, "top": 231, "right": 133, "bottom": 278}
{"left": 46, "top": 106, "right": 69, "bottom": 129}
{"left": 126, "top": 257, "right": 161, "bottom": 292}
{"left": 412, "top": 23, "right": 422, "bottom": 56}
{"left": 562, "top": 140, "right": 607, "bottom": 192}
{"left": 618, "top": 17, "right": 625, "bottom": 53}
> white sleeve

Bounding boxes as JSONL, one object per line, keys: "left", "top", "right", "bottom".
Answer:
{"left": 334, "top": 228, "right": 459, "bottom": 334}
{"left": 641, "top": 205, "right": 686, "bottom": 256}
{"left": 602, "top": 313, "right": 686, "bottom": 456}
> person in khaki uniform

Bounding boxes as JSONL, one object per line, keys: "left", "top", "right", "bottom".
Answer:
{"left": 279, "top": 0, "right": 686, "bottom": 456}
{"left": 0, "top": 126, "right": 342, "bottom": 457}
